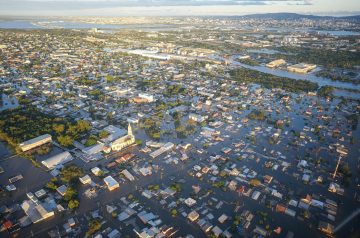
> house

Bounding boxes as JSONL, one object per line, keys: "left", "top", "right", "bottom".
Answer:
{"left": 21, "top": 200, "right": 55, "bottom": 223}
{"left": 263, "top": 175, "right": 273, "bottom": 184}
{"left": 184, "top": 198, "right": 197, "bottom": 207}
{"left": 188, "top": 211, "right": 199, "bottom": 222}
{"left": 104, "top": 176, "right": 119, "bottom": 191}
{"left": 107, "top": 229, "right": 120, "bottom": 238}
{"left": 212, "top": 226, "right": 223, "bottom": 237}
{"left": 149, "top": 142, "right": 174, "bottom": 158}
{"left": 56, "top": 185, "right": 68, "bottom": 196}
{"left": 251, "top": 191, "right": 261, "bottom": 200}
{"left": 137, "top": 211, "right": 157, "bottom": 224}
{"left": 91, "top": 167, "right": 103, "bottom": 176}
{"left": 228, "top": 180, "right": 237, "bottom": 191}
{"left": 79, "top": 175, "right": 92, "bottom": 185}
{"left": 218, "top": 214, "right": 228, "bottom": 224}
{"left": 122, "top": 169, "right": 135, "bottom": 181}
{"left": 318, "top": 221, "right": 334, "bottom": 235}
{"left": 302, "top": 174, "right": 310, "bottom": 183}
{"left": 189, "top": 113, "right": 207, "bottom": 123}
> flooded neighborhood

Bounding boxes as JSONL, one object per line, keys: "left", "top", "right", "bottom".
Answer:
{"left": 0, "top": 12, "right": 360, "bottom": 238}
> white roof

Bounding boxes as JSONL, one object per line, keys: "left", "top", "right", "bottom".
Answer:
{"left": 20, "top": 134, "right": 52, "bottom": 147}
{"left": 82, "top": 143, "right": 104, "bottom": 155}
{"left": 102, "top": 125, "right": 127, "bottom": 143}
{"left": 104, "top": 176, "right": 119, "bottom": 187}
{"left": 41, "top": 151, "right": 73, "bottom": 169}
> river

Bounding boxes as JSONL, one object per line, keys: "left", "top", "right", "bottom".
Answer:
{"left": 228, "top": 55, "right": 360, "bottom": 92}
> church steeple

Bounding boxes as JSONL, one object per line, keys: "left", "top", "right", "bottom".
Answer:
{"left": 128, "top": 123, "right": 133, "bottom": 137}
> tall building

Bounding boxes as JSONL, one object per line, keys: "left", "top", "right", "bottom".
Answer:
{"left": 110, "top": 124, "right": 135, "bottom": 152}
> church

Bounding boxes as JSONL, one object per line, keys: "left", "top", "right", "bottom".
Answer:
{"left": 110, "top": 124, "right": 135, "bottom": 152}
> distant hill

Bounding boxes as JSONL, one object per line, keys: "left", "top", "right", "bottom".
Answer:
{"left": 238, "top": 13, "right": 360, "bottom": 21}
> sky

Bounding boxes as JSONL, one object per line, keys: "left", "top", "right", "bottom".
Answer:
{"left": 0, "top": 0, "right": 359, "bottom": 16}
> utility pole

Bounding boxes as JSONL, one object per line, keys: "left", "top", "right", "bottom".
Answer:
{"left": 333, "top": 156, "right": 342, "bottom": 179}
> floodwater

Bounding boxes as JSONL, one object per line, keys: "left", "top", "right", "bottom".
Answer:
{"left": 0, "top": 19, "right": 177, "bottom": 32}
{"left": 0, "top": 142, "right": 52, "bottom": 205}
{"left": 0, "top": 93, "right": 19, "bottom": 111}
{"left": 230, "top": 55, "right": 360, "bottom": 91}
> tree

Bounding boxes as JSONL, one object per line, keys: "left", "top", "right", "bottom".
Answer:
{"left": 170, "top": 208, "right": 177, "bottom": 217}
{"left": 46, "top": 181, "right": 57, "bottom": 190}
{"left": 99, "top": 130, "right": 110, "bottom": 139}
{"left": 85, "top": 135, "right": 98, "bottom": 147}
{"left": 57, "top": 135, "right": 73, "bottom": 147}
{"left": 60, "top": 165, "right": 84, "bottom": 184}
{"left": 86, "top": 219, "right": 102, "bottom": 237}
{"left": 63, "top": 187, "right": 77, "bottom": 202}
{"left": 318, "top": 86, "right": 334, "bottom": 98}
{"left": 76, "top": 120, "right": 91, "bottom": 132}
{"left": 249, "top": 179, "right": 262, "bottom": 187}
{"left": 68, "top": 199, "right": 79, "bottom": 210}
{"left": 52, "top": 124, "right": 65, "bottom": 134}
{"left": 135, "top": 139, "right": 142, "bottom": 145}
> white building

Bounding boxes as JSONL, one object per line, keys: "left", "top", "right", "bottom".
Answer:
{"left": 19, "top": 134, "right": 52, "bottom": 152}
{"left": 189, "top": 113, "right": 207, "bottom": 123}
{"left": 41, "top": 151, "right": 74, "bottom": 170}
{"left": 287, "top": 63, "right": 317, "bottom": 73}
{"left": 138, "top": 93, "right": 155, "bottom": 102}
{"left": 149, "top": 142, "right": 174, "bottom": 158}
{"left": 110, "top": 124, "right": 135, "bottom": 152}
{"left": 21, "top": 200, "right": 55, "bottom": 223}
{"left": 266, "top": 59, "right": 286, "bottom": 68}
{"left": 104, "top": 176, "right": 119, "bottom": 191}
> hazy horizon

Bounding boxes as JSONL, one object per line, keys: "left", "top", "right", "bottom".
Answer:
{"left": 0, "top": 0, "right": 359, "bottom": 17}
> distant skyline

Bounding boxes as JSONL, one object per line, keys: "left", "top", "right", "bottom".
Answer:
{"left": 0, "top": 0, "right": 359, "bottom": 16}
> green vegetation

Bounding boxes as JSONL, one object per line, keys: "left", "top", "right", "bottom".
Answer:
{"left": 135, "top": 139, "right": 142, "bottom": 145}
{"left": 318, "top": 86, "right": 334, "bottom": 98}
{"left": 0, "top": 107, "right": 91, "bottom": 151}
{"left": 85, "top": 135, "right": 98, "bottom": 147}
{"left": 249, "top": 179, "right": 262, "bottom": 187}
{"left": 316, "top": 70, "right": 359, "bottom": 85}
{"left": 248, "top": 109, "right": 266, "bottom": 121}
{"left": 116, "top": 98, "right": 129, "bottom": 107}
{"left": 230, "top": 68, "right": 319, "bottom": 93}
{"left": 279, "top": 47, "right": 360, "bottom": 69}
{"left": 63, "top": 187, "right": 77, "bottom": 202}
{"left": 140, "top": 117, "right": 161, "bottom": 140}
{"left": 163, "top": 84, "right": 187, "bottom": 97}
{"left": 237, "top": 58, "right": 260, "bottom": 66}
{"left": 88, "top": 89, "right": 104, "bottom": 100}
{"left": 60, "top": 165, "right": 84, "bottom": 184}
{"left": 213, "top": 180, "right": 225, "bottom": 188}
{"left": 169, "top": 182, "right": 182, "bottom": 192}
{"left": 99, "top": 130, "right": 110, "bottom": 139}
{"left": 86, "top": 219, "right": 102, "bottom": 237}
{"left": 68, "top": 199, "right": 79, "bottom": 210}
{"left": 170, "top": 208, "right": 178, "bottom": 217}
{"left": 75, "top": 77, "right": 96, "bottom": 86}
{"left": 45, "top": 165, "right": 83, "bottom": 210}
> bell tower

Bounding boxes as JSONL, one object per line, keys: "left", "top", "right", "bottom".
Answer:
{"left": 128, "top": 123, "right": 133, "bottom": 137}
